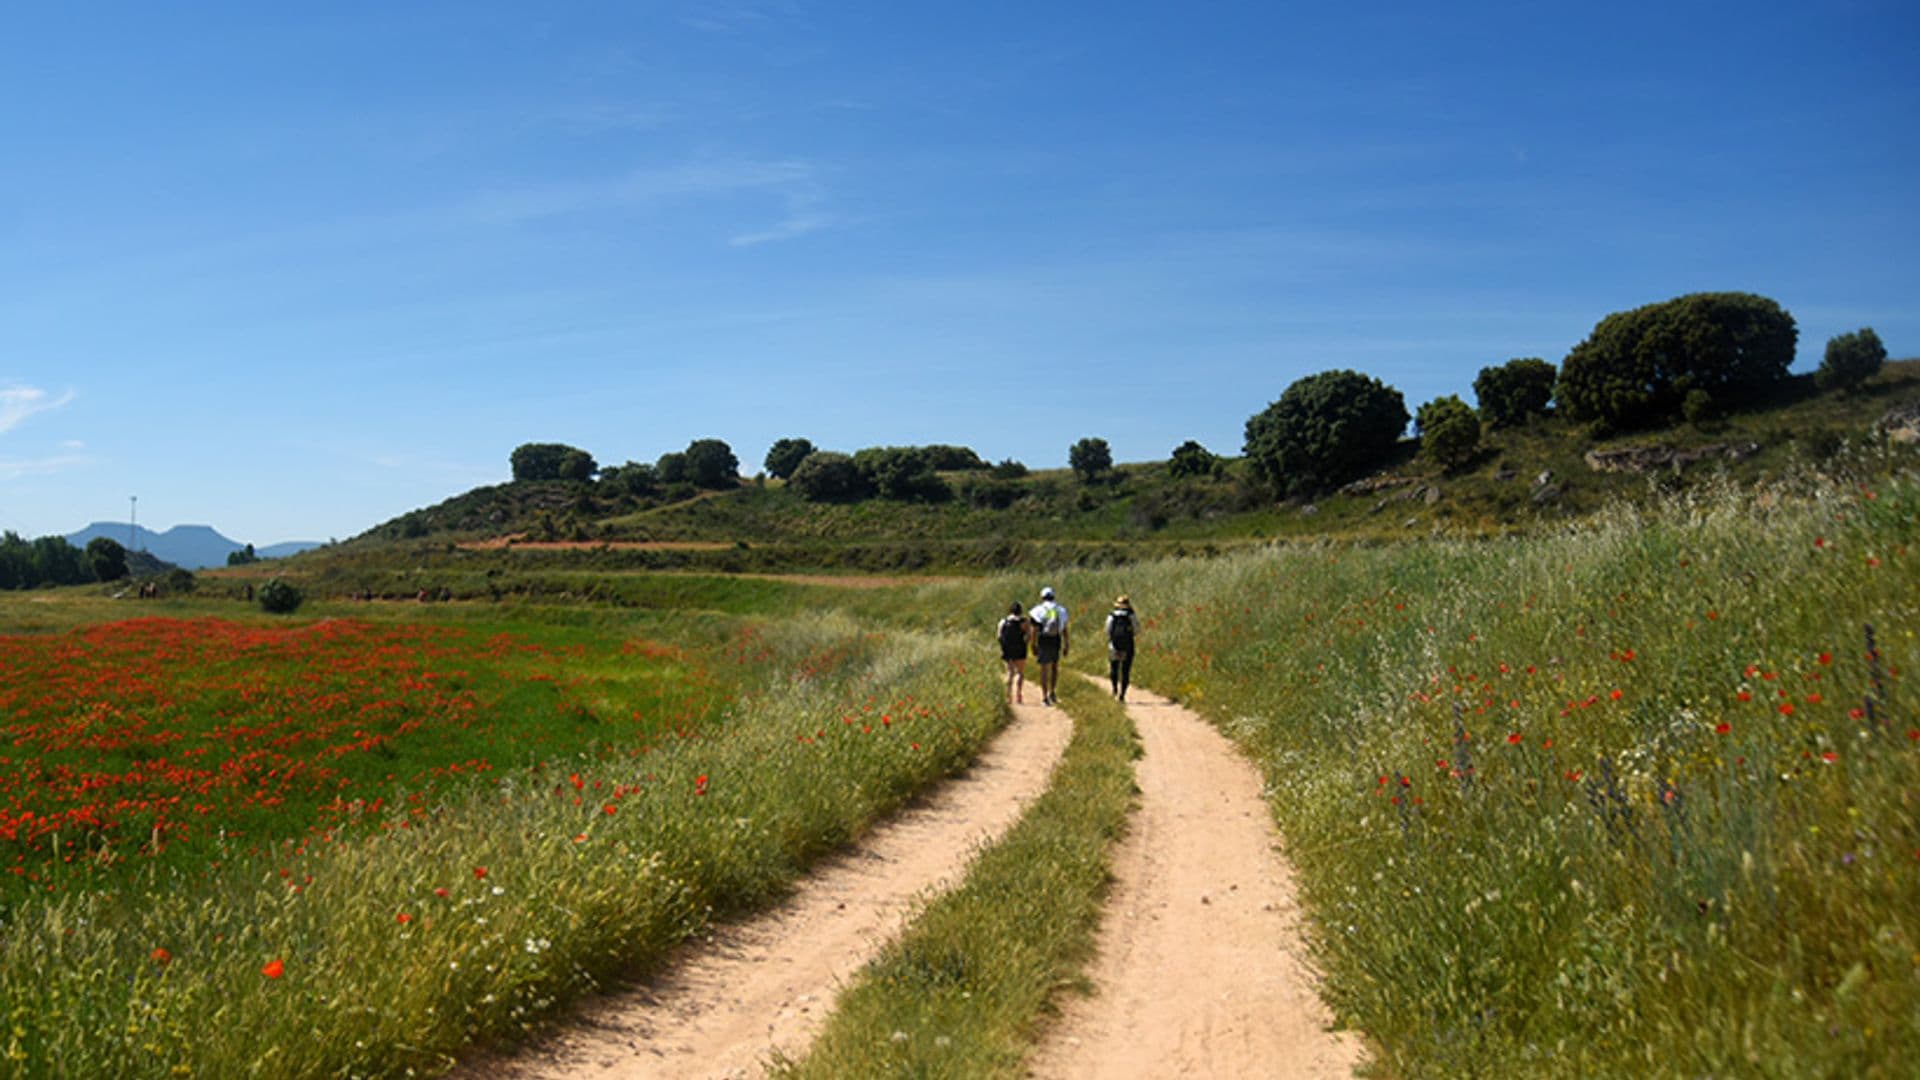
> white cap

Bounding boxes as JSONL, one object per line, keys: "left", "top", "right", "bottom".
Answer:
{"left": 1040, "top": 586, "right": 1055, "bottom": 599}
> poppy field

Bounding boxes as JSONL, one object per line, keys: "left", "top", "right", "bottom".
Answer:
{"left": 1045, "top": 474, "right": 1920, "bottom": 1076}
{"left": 0, "top": 615, "right": 721, "bottom": 908}
{"left": 0, "top": 607, "right": 1001, "bottom": 1077}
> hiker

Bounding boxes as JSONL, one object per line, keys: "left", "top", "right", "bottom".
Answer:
{"left": 1028, "top": 586, "right": 1069, "bottom": 707}
{"left": 1106, "top": 595, "right": 1138, "bottom": 701}
{"left": 996, "top": 601, "right": 1030, "bottom": 704}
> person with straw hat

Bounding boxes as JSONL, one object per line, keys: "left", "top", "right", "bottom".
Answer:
{"left": 1105, "top": 595, "right": 1139, "bottom": 702}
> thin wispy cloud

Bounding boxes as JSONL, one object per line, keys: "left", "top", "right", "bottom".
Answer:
{"left": 0, "top": 453, "right": 90, "bottom": 481}
{"left": 452, "top": 158, "right": 818, "bottom": 228}
{"left": 730, "top": 189, "right": 835, "bottom": 247}
{"left": 0, "top": 386, "right": 76, "bottom": 435}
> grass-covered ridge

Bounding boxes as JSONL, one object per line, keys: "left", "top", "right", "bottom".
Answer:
{"left": 1033, "top": 473, "right": 1920, "bottom": 1076}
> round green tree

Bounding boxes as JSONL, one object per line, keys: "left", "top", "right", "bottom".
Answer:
{"left": 789, "top": 451, "right": 872, "bottom": 502}
{"left": 1068, "top": 437, "right": 1113, "bottom": 484}
{"left": 683, "top": 439, "right": 740, "bottom": 489}
{"left": 1416, "top": 395, "right": 1480, "bottom": 472}
{"left": 85, "top": 537, "right": 128, "bottom": 582}
{"left": 1557, "top": 292, "right": 1796, "bottom": 428}
{"left": 1243, "top": 370, "right": 1409, "bottom": 495}
{"left": 764, "top": 437, "right": 816, "bottom": 479}
{"left": 1472, "top": 358, "right": 1556, "bottom": 428}
{"left": 1816, "top": 327, "right": 1886, "bottom": 394}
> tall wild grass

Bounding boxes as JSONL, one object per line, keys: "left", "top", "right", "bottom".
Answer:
{"left": 1028, "top": 473, "right": 1919, "bottom": 1076}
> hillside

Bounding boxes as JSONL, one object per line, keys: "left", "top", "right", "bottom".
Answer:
{"left": 316, "top": 361, "right": 1920, "bottom": 576}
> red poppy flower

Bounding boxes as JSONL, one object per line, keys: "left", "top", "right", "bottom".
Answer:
{"left": 261, "top": 958, "right": 285, "bottom": 979}
{"left": 473, "top": 866, "right": 487, "bottom": 880}
{"left": 151, "top": 947, "right": 171, "bottom": 965}
{"left": 603, "top": 804, "right": 617, "bottom": 815}
{"left": 1506, "top": 732, "right": 1522, "bottom": 744}
{"left": 1714, "top": 722, "right": 1731, "bottom": 735}
{"left": 1817, "top": 652, "right": 1833, "bottom": 666}
{"left": 1821, "top": 751, "right": 1838, "bottom": 763}
{"left": 396, "top": 912, "right": 412, "bottom": 925}
{"left": 1609, "top": 689, "right": 1623, "bottom": 701}
{"left": 434, "top": 887, "right": 449, "bottom": 898}
{"left": 1779, "top": 703, "right": 1795, "bottom": 716}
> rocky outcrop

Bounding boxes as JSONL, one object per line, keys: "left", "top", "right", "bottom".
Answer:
{"left": 1876, "top": 401, "right": 1920, "bottom": 443}
{"left": 1583, "top": 442, "right": 1761, "bottom": 474}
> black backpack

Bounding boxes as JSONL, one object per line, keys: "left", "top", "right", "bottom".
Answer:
{"left": 1108, "top": 609, "right": 1134, "bottom": 648}
{"left": 998, "top": 616, "right": 1027, "bottom": 652}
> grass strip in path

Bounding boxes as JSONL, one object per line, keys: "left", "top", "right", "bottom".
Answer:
{"left": 778, "top": 675, "right": 1138, "bottom": 1078}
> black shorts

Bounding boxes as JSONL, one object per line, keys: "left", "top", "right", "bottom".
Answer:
{"left": 1000, "top": 641, "right": 1027, "bottom": 661}
{"left": 1034, "top": 635, "right": 1062, "bottom": 664}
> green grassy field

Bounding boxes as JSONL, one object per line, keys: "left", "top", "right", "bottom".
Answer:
{"left": 0, "top": 598, "right": 1008, "bottom": 1078}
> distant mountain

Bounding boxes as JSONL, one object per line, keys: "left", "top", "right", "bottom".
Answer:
{"left": 257, "top": 541, "right": 323, "bottom": 559}
{"left": 64, "top": 523, "right": 321, "bottom": 570}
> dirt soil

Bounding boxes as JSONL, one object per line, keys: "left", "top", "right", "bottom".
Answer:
{"left": 453, "top": 700, "right": 1072, "bottom": 1080}
{"left": 1026, "top": 680, "right": 1365, "bottom": 1078}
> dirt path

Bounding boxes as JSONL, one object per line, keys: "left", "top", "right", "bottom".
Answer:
{"left": 1028, "top": 681, "right": 1365, "bottom": 1079}
{"left": 455, "top": 700, "right": 1071, "bottom": 1080}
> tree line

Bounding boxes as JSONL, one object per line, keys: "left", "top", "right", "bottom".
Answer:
{"left": 0, "top": 533, "right": 128, "bottom": 590}
{"left": 505, "top": 292, "right": 1886, "bottom": 508}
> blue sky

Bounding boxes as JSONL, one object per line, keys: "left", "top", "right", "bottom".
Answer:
{"left": 2, "top": 1, "right": 1915, "bottom": 544}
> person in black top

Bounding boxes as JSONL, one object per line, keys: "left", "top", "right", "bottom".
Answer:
{"left": 996, "top": 601, "right": 1030, "bottom": 704}
{"left": 1105, "top": 595, "right": 1138, "bottom": 702}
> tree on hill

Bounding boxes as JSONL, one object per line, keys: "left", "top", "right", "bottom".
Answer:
{"left": 656, "top": 451, "right": 689, "bottom": 485}
{"left": 1556, "top": 292, "right": 1797, "bottom": 429}
{"left": 1816, "top": 327, "right": 1886, "bottom": 394}
{"left": 989, "top": 458, "right": 1029, "bottom": 480}
{"left": 226, "top": 543, "right": 259, "bottom": 567}
{"left": 511, "top": 442, "right": 597, "bottom": 482}
{"left": 1473, "top": 358, "right": 1557, "bottom": 428}
{"left": 1069, "top": 437, "right": 1113, "bottom": 484}
{"left": 599, "top": 461, "right": 659, "bottom": 498}
{"left": 764, "top": 438, "right": 816, "bottom": 480}
{"left": 789, "top": 451, "right": 872, "bottom": 502}
{"left": 683, "top": 439, "right": 740, "bottom": 489}
{"left": 1416, "top": 395, "right": 1480, "bottom": 472}
{"left": 557, "top": 448, "right": 597, "bottom": 481}
{"left": 87, "top": 537, "right": 129, "bottom": 582}
{"left": 1168, "top": 439, "right": 1220, "bottom": 479}
{"left": 1244, "top": 370, "right": 1409, "bottom": 495}
{"left": 852, "top": 446, "right": 950, "bottom": 501}
{"left": 922, "top": 444, "right": 988, "bottom": 471}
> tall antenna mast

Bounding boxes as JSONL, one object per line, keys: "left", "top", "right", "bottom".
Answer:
{"left": 130, "top": 495, "right": 138, "bottom": 551}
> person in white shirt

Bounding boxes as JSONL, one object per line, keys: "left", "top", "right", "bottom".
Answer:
{"left": 1028, "top": 586, "right": 1069, "bottom": 706}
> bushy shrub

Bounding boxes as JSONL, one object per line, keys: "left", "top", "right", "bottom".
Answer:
{"left": 922, "top": 444, "right": 987, "bottom": 471}
{"left": 1167, "top": 439, "right": 1220, "bottom": 479}
{"left": 1557, "top": 292, "right": 1796, "bottom": 428}
{"left": 164, "top": 568, "right": 197, "bottom": 595}
{"left": 989, "top": 458, "right": 1029, "bottom": 480}
{"left": 1416, "top": 395, "right": 1480, "bottom": 471}
{"left": 1816, "top": 327, "right": 1886, "bottom": 393}
{"left": 257, "top": 578, "right": 303, "bottom": 614}
{"left": 789, "top": 452, "right": 872, "bottom": 502}
{"left": 852, "top": 446, "right": 949, "bottom": 501}
{"left": 1243, "top": 370, "right": 1409, "bottom": 495}
{"left": 1472, "top": 358, "right": 1556, "bottom": 428}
